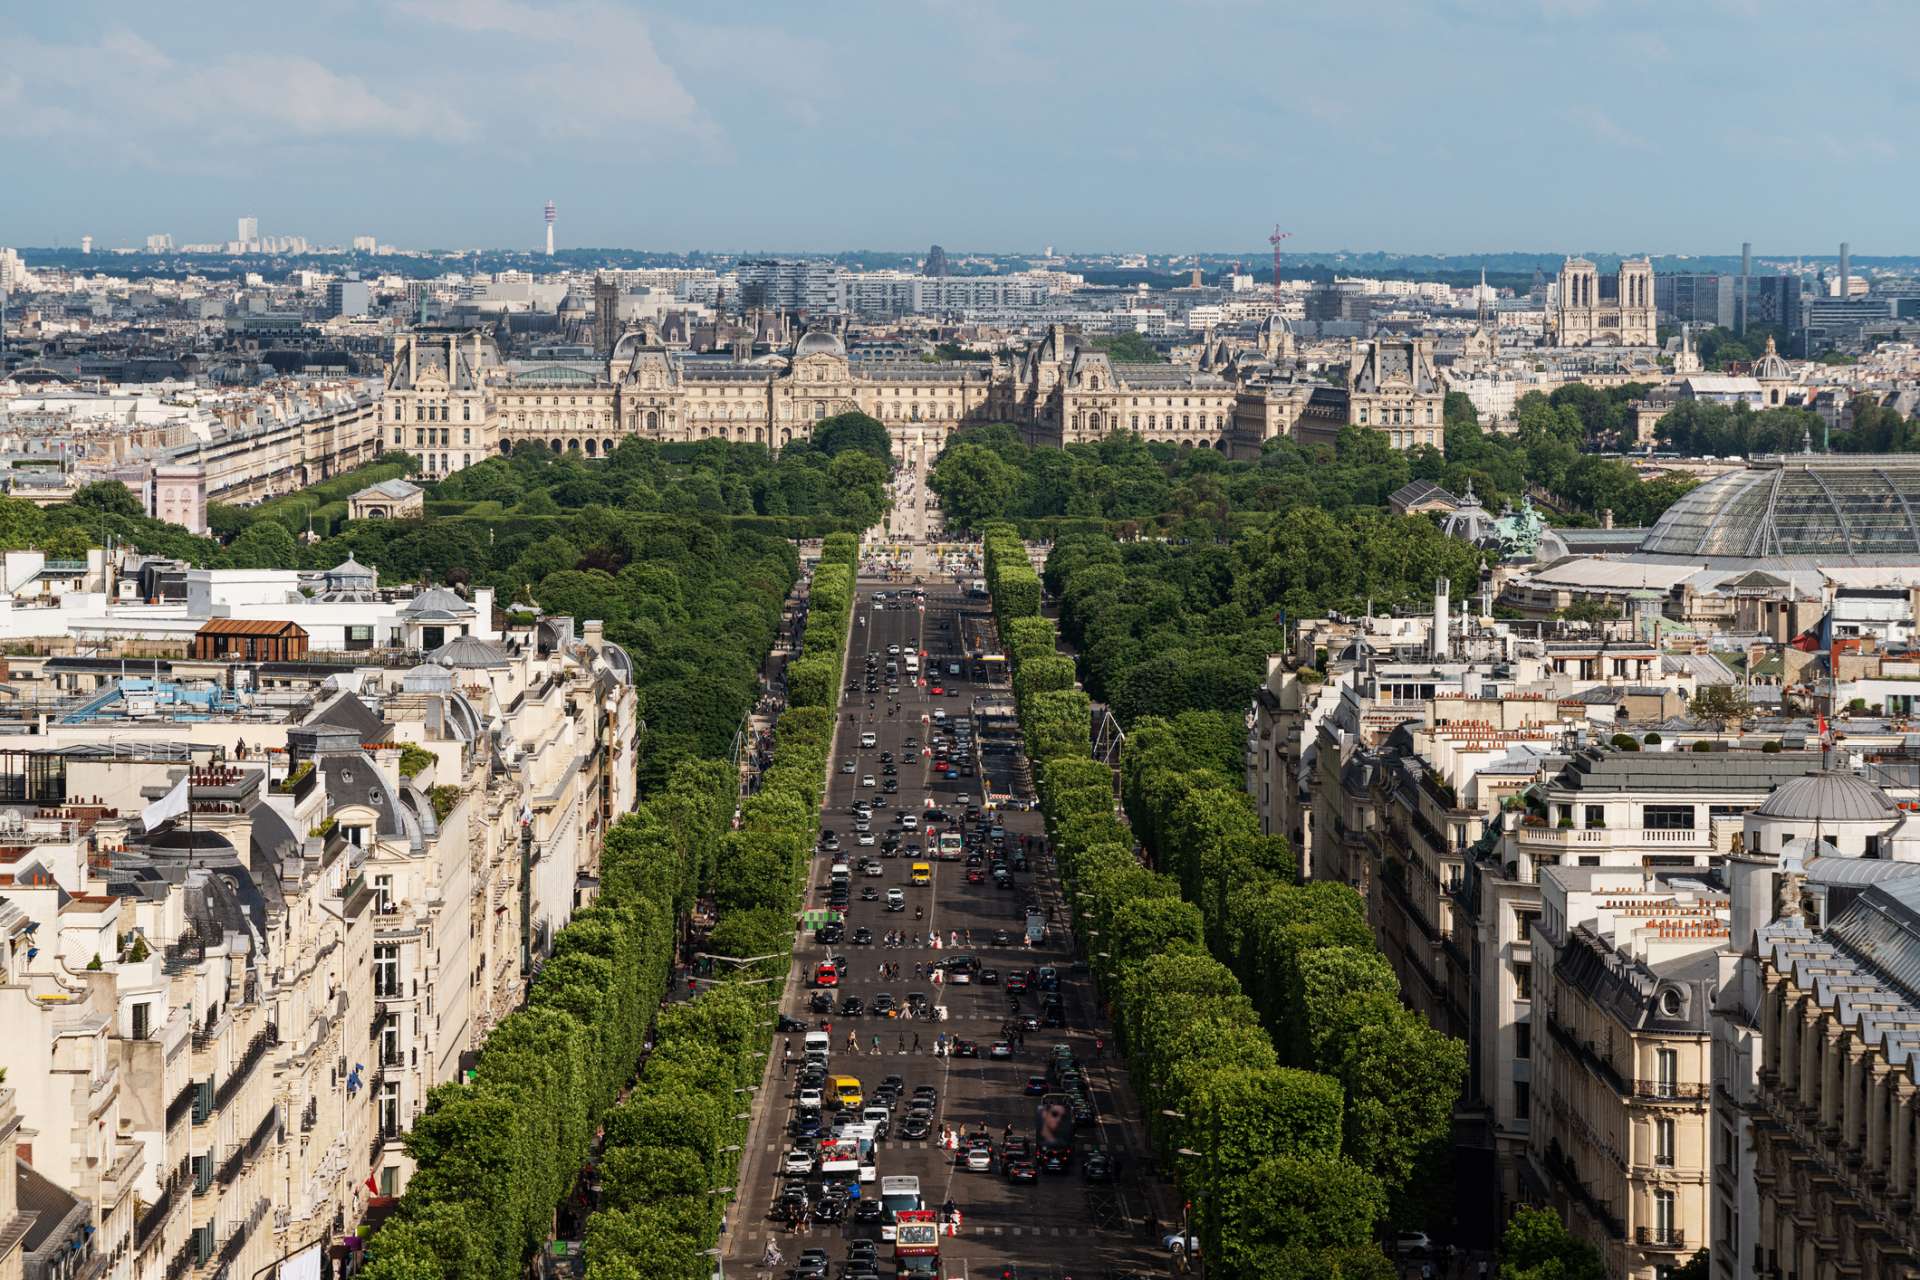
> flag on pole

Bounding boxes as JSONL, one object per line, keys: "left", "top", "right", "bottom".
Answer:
{"left": 141, "top": 776, "right": 189, "bottom": 831}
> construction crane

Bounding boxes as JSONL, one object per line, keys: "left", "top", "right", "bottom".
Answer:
{"left": 1268, "top": 224, "right": 1293, "bottom": 307}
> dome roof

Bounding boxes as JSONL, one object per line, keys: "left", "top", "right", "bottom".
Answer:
{"left": 401, "top": 586, "right": 475, "bottom": 617}
{"left": 428, "top": 634, "right": 511, "bottom": 669}
{"left": 1753, "top": 335, "right": 1792, "bottom": 382}
{"left": 1755, "top": 771, "right": 1896, "bottom": 822}
{"left": 793, "top": 328, "right": 845, "bottom": 358}
{"left": 1640, "top": 456, "right": 1920, "bottom": 559}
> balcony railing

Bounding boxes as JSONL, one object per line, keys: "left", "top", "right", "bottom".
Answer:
{"left": 213, "top": 1028, "right": 275, "bottom": 1112}
{"left": 164, "top": 1080, "right": 195, "bottom": 1130}
{"left": 1635, "top": 1081, "right": 1709, "bottom": 1103}
{"left": 1512, "top": 825, "right": 1708, "bottom": 851}
{"left": 1635, "top": 1226, "right": 1686, "bottom": 1250}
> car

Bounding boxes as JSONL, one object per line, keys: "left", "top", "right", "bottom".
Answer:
{"left": 851, "top": 927, "right": 873, "bottom": 945}
{"left": 863, "top": 859, "right": 884, "bottom": 876}
{"left": 1081, "top": 1149, "right": 1114, "bottom": 1183}
{"left": 965, "top": 1145, "right": 994, "bottom": 1172}
{"left": 911, "top": 1084, "right": 938, "bottom": 1105}
{"left": 930, "top": 685, "right": 944, "bottom": 696}
{"left": 1005, "top": 1158, "right": 1038, "bottom": 1183}
{"left": 966, "top": 868, "right": 986, "bottom": 884}
{"left": 856, "top": 832, "right": 875, "bottom": 847}
{"left": 885, "top": 888, "right": 905, "bottom": 911}
{"left": 904, "top": 737, "right": 919, "bottom": 748}
{"left": 783, "top": 1148, "right": 816, "bottom": 1175}
{"left": 883, "top": 780, "right": 899, "bottom": 793}
{"left": 1024, "top": 1075, "right": 1049, "bottom": 1095}
{"left": 897, "top": 1112, "right": 932, "bottom": 1140}
{"left": 872, "top": 992, "right": 897, "bottom": 1016}
{"left": 862, "top": 775, "right": 877, "bottom": 788}
{"left": 811, "top": 1195, "right": 846, "bottom": 1224}
{"left": 878, "top": 750, "right": 894, "bottom": 763}
{"left": 979, "top": 968, "right": 1000, "bottom": 985}
{"left": 808, "top": 991, "right": 833, "bottom": 1014}
{"left": 840, "top": 760, "right": 856, "bottom": 774}
{"left": 956, "top": 794, "right": 972, "bottom": 806}
{"left": 860, "top": 732, "right": 878, "bottom": 748}
{"left": 1042, "top": 1003, "right": 1066, "bottom": 1028}
{"left": 790, "top": 1110, "right": 823, "bottom": 1139}
{"left": 1037, "top": 966, "right": 1059, "bottom": 991}
{"left": 1040, "top": 1148, "right": 1071, "bottom": 1174}
{"left": 853, "top": 1198, "right": 885, "bottom": 1223}
{"left": 797, "top": 1087, "right": 824, "bottom": 1109}
{"left": 1005, "top": 972, "right": 1029, "bottom": 994}
{"left": 814, "top": 923, "right": 843, "bottom": 944}
{"left": 953, "top": 1039, "right": 979, "bottom": 1058}
{"left": 888, "top": 645, "right": 901, "bottom": 656}
{"left": 777, "top": 1013, "right": 808, "bottom": 1032}
{"left": 839, "top": 996, "right": 864, "bottom": 1016}
{"left": 1012, "top": 1014, "right": 1040, "bottom": 1032}
{"left": 881, "top": 763, "right": 898, "bottom": 776}
{"left": 989, "top": 1041, "right": 1014, "bottom": 1058}
{"left": 1393, "top": 1232, "right": 1434, "bottom": 1257}
{"left": 992, "top": 930, "right": 1012, "bottom": 947}
{"left": 859, "top": 886, "right": 879, "bottom": 902}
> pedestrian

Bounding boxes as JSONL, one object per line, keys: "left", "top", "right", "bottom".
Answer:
{"left": 913, "top": 1032, "right": 921, "bottom": 1052}
{"left": 871, "top": 1035, "right": 881, "bottom": 1055}
{"left": 897, "top": 1034, "right": 906, "bottom": 1054}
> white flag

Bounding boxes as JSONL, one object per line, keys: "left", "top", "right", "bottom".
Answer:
{"left": 142, "top": 776, "right": 189, "bottom": 831}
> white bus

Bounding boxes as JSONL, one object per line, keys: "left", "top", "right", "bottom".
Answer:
{"left": 879, "top": 1175, "right": 922, "bottom": 1241}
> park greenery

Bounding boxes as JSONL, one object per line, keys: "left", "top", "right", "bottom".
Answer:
{"left": 986, "top": 525, "right": 1459, "bottom": 1276}
{"left": 928, "top": 393, "right": 1702, "bottom": 539}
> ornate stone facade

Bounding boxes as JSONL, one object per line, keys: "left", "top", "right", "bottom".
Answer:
{"left": 1553, "top": 257, "right": 1657, "bottom": 347}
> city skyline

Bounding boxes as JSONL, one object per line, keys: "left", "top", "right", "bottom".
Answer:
{"left": 5, "top": 0, "right": 1918, "bottom": 254}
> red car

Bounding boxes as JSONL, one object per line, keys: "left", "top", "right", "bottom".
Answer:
{"left": 930, "top": 685, "right": 944, "bottom": 695}
{"left": 813, "top": 962, "right": 839, "bottom": 988}
{"left": 966, "top": 868, "right": 986, "bottom": 884}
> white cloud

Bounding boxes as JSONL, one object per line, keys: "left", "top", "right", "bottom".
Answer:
{"left": 1566, "top": 105, "right": 1649, "bottom": 150}
{"left": 398, "top": 0, "right": 711, "bottom": 145}
{"left": 0, "top": 27, "right": 473, "bottom": 149}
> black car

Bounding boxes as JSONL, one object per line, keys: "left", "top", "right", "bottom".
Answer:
{"left": 815, "top": 923, "right": 844, "bottom": 944}
{"left": 1005, "top": 1158, "right": 1038, "bottom": 1183}
{"left": 1042, "top": 1002, "right": 1066, "bottom": 1028}
{"left": 853, "top": 1198, "right": 885, "bottom": 1223}
{"left": 872, "top": 992, "right": 897, "bottom": 1015}
{"left": 775, "top": 1191, "right": 811, "bottom": 1223}
{"left": 1039, "top": 1148, "right": 1071, "bottom": 1174}
{"left": 777, "top": 1014, "right": 808, "bottom": 1032}
{"left": 953, "top": 1039, "right": 979, "bottom": 1058}
{"left": 1037, "top": 966, "right": 1060, "bottom": 992}
{"left": 790, "top": 1110, "right": 822, "bottom": 1138}
{"left": 992, "top": 930, "right": 1012, "bottom": 946}
{"left": 979, "top": 968, "right": 1000, "bottom": 985}
{"left": 839, "top": 996, "right": 865, "bottom": 1017}
{"left": 851, "top": 927, "right": 874, "bottom": 945}
{"left": 897, "top": 1111, "right": 932, "bottom": 1140}
{"left": 1081, "top": 1149, "right": 1114, "bottom": 1183}
{"left": 809, "top": 991, "right": 834, "bottom": 1014}
{"left": 812, "top": 1193, "right": 847, "bottom": 1223}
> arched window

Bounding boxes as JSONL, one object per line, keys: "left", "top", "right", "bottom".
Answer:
{"left": 584, "top": 439, "right": 597, "bottom": 456}
{"left": 646, "top": 410, "right": 658, "bottom": 430}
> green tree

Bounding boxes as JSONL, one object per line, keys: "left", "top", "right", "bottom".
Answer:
{"left": 1497, "top": 1207, "right": 1605, "bottom": 1280}
{"left": 1689, "top": 684, "right": 1752, "bottom": 733}
{"left": 809, "top": 411, "right": 893, "bottom": 465}
{"left": 222, "top": 520, "right": 301, "bottom": 569}
{"left": 1091, "top": 331, "right": 1164, "bottom": 363}
{"left": 930, "top": 442, "right": 1024, "bottom": 530}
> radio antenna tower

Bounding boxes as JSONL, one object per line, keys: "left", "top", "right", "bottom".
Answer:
{"left": 1268, "top": 224, "right": 1293, "bottom": 306}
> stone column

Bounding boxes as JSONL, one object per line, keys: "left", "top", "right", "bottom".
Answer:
{"left": 1842, "top": 1039, "right": 1866, "bottom": 1152}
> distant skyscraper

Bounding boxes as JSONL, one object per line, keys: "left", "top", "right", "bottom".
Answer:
{"left": 352, "top": 235, "right": 377, "bottom": 253}
{"left": 1839, "top": 242, "right": 1851, "bottom": 300}
{"left": 80, "top": 235, "right": 92, "bottom": 255}
{"left": 924, "top": 244, "right": 950, "bottom": 278}
{"left": 327, "top": 279, "right": 371, "bottom": 318}
{"left": 237, "top": 216, "right": 258, "bottom": 245}
{"left": 145, "top": 233, "right": 172, "bottom": 254}
{"left": 545, "top": 201, "right": 556, "bottom": 257}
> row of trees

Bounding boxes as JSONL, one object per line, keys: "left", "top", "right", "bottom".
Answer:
{"left": 583, "top": 533, "right": 862, "bottom": 1276}
{"left": 984, "top": 527, "right": 1396, "bottom": 1279}
{"left": 360, "top": 759, "right": 736, "bottom": 1279}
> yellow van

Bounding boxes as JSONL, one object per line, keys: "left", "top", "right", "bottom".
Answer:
{"left": 910, "top": 862, "right": 932, "bottom": 886}
{"left": 832, "top": 1075, "right": 863, "bottom": 1110}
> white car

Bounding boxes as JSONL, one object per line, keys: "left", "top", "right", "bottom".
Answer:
{"left": 965, "top": 1146, "right": 993, "bottom": 1172}
{"left": 857, "top": 833, "right": 875, "bottom": 847}
{"left": 862, "top": 775, "right": 877, "bottom": 788}
{"left": 898, "top": 814, "right": 919, "bottom": 829}
{"left": 860, "top": 732, "right": 878, "bottom": 748}
{"left": 864, "top": 861, "right": 885, "bottom": 877}
{"left": 888, "top": 644, "right": 901, "bottom": 656}
{"left": 797, "top": 1087, "right": 823, "bottom": 1109}
{"left": 783, "top": 1149, "right": 815, "bottom": 1175}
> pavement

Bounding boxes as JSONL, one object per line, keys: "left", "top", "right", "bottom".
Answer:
{"left": 719, "top": 535, "right": 1169, "bottom": 1279}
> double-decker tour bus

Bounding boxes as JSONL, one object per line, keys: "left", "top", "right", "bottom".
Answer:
{"left": 892, "top": 1207, "right": 941, "bottom": 1277}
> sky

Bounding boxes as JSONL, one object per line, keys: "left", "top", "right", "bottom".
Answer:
{"left": 3, "top": 0, "right": 1916, "bottom": 257}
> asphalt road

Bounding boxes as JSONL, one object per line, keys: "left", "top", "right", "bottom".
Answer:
{"left": 722, "top": 575, "right": 1166, "bottom": 1280}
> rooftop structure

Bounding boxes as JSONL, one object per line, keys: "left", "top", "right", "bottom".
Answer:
{"left": 1640, "top": 455, "right": 1920, "bottom": 560}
